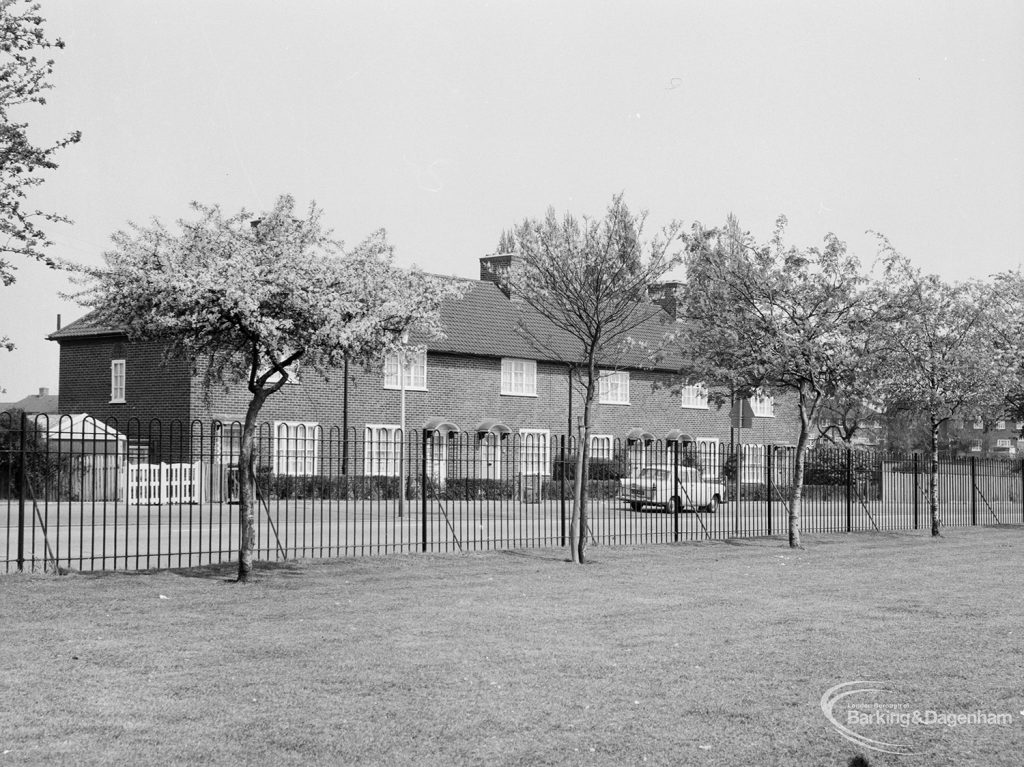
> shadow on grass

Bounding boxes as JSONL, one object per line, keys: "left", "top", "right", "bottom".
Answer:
{"left": 61, "top": 558, "right": 308, "bottom": 583}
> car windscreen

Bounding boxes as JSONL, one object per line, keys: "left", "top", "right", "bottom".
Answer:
{"left": 638, "top": 469, "right": 672, "bottom": 482}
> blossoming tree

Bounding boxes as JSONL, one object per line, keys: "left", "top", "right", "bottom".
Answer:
{"left": 75, "top": 195, "right": 461, "bottom": 581}
{"left": 678, "top": 216, "right": 882, "bottom": 548}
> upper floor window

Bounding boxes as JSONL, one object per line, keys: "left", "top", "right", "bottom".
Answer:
{"left": 110, "top": 359, "right": 126, "bottom": 403}
{"left": 384, "top": 349, "right": 427, "bottom": 390}
{"left": 680, "top": 382, "right": 708, "bottom": 409}
{"left": 273, "top": 421, "right": 321, "bottom": 476}
{"left": 599, "top": 370, "right": 630, "bottom": 405}
{"left": 996, "top": 420, "right": 1007, "bottom": 431}
{"left": 501, "top": 358, "right": 537, "bottom": 397}
{"left": 750, "top": 389, "right": 774, "bottom": 418}
{"left": 973, "top": 417, "right": 984, "bottom": 430}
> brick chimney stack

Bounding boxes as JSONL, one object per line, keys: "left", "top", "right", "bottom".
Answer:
{"left": 648, "top": 282, "right": 683, "bottom": 318}
{"left": 479, "top": 254, "right": 516, "bottom": 296}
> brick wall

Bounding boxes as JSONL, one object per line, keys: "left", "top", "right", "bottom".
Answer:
{"left": 57, "top": 338, "right": 804, "bottom": 469}
{"left": 187, "top": 349, "right": 802, "bottom": 445}
{"left": 56, "top": 336, "right": 193, "bottom": 460}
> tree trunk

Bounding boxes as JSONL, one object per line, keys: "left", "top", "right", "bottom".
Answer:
{"left": 570, "top": 364, "right": 597, "bottom": 565}
{"left": 237, "top": 390, "right": 269, "bottom": 582}
{"left": 570, "top": 427, "right": 583, "bottom": 564}
{"left": 929, "top": 417, "right": 941, "bottom": 537}
{"left": 787, "top": 408, "right": 812, "bottom": 549}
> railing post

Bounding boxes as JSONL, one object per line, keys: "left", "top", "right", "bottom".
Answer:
{"left": 420, "top": 429, "right": 428, "bottom": 552}
{"left": 559, "top": 435, "right": 566, "bottom": 547}
{"left": 672, "top": 440, "right": 680, "bottom": 540}
{"left": 1020, "top": 459, "right": 1024, "bottom": 525}
{"left": 845, "top": 447, "right": 852, "bottom": 533}
{"left": 912, "top": 453, "right": 919, "bottom": 530}
{"left": 17, "top": 410, "right": 27, "bottom": 572}
{"left": 766, "top": 446, "right": 773, "bottom": 536}
{"left": 970, "top": 457, "right": 977, "bottom": 526}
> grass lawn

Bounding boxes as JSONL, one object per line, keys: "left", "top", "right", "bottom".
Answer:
{"left": 2, "top": 528, "right": 1023, "bottom": 766}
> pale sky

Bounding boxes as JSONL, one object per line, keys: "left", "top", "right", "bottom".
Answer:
{"left": 2, "top": 0, "right": 1023, "bottom": 400}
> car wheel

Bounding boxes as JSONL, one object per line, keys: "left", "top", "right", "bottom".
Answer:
{"left": 629, "top": 501, "right": 642, "bottom": 511}
{"left": 702, "top": 495, "right": 720, "bottom": 514}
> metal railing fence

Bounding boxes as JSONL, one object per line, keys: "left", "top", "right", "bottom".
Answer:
{"left": 3, "top": 411, "right": 1023, "bottom": 572}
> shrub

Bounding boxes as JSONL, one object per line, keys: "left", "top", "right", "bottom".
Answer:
{"left": 552, "top": 454, "right": 628, "bottom": 481}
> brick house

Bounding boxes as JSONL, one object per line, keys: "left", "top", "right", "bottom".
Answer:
{"left": 48, "top": 255, "right": 802, "bottom": 484}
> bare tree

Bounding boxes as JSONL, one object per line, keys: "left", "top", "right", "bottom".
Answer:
{"left": 502, "top": 195, "right": 683, "bottom": 563}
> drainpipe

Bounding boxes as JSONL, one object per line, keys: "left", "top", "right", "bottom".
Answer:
{"left": 567, "top": 363, "right": 574, "bottom": 438}
{"left": 342, "top": 357, "right": 349, "bottom": 475}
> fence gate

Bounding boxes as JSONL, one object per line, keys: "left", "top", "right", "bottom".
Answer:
{"left": 126, "top": 462, "right": 201, "bottom": 504}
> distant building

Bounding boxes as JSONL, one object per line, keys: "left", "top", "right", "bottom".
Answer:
{"left": 0, "top": 387, "right": 58, "bottom": 415}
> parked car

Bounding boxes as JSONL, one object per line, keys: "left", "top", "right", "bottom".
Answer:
{"left": 624, "top": 465, "right": 725, "bottom": 513}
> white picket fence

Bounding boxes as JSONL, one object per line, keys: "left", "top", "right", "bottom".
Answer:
{"left": 126, "top": 462, "right": 201, "bottom": 504}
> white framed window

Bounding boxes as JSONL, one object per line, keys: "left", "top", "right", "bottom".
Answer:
{"left": 212, "top": 421, "right": 242, "bottom": 465}
{"left": 996, "top": 438, "right": 1013, "bottom": 448}
{"left": 364, "top": 424, "right": 402, "bottom": 476}
{"left": 973, "top": 417, "right": 984, "bottom": 430}
{"left": 501, "top": 358, "right": 537, "bottom": 397}
{"left": 519, "top": 429, "right": 550, "bottom": 476}
{"left": 598, "top": 370, "right": 630, "bottom": 405}
{"left": 996, "top": 420, "right": 1006, "bottom": 431}
{"left": 273, "top": 421, "right": 320, "bottom": 476}
{"left": 969, "top": 439, "right": 982, "bottom": 452}
{"left": 739, "top": 443, "right": 767, "bottom": 483}
{"left": 383, "top": 349, "right": 427, "bottom": 390}
{"left": 110, "top": 359, "right": 126, "bottom": 403}
{"left": 1016, "top": 422, "right": 1024, "bottom": 431}
{"left": 589, "top": 434, "right": 614, "bottom": 460}
{"left": 750, "top": 389, "right": 774, "bottom": 418}
{"left": 680, "top": 382, "right": 708, "bottom": 409}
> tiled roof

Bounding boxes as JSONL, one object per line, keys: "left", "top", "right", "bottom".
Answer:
{"left": 48, "top": 313, "right": 125, "bottom": 340}
{"left": 48, "top": 279, "right": 684, "bottom": 372}
{"left": 0, "top": 392, "right": 59, "bottom": 414}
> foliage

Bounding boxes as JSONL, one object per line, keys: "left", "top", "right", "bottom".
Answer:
{"left": 552, "top": 454, "right": 628, "bottom": 482}
{"left": 494, "top": 228, "right": 515, "bottom": 254}
{"left": 874, "top": 248, "right": 1019, "bottom": 534}
{"left": 679, "top": 214, "right": 883, "bottom": 547}
{"left": 74, "top": 196, "right": 459, "bottom": 393}
{"left": 73, "top": 195, "right": 462, "bottom": 580}
{"left": 877, "top": 252, "right": 1013, "bottom": 428}
{"left": 0, "top": 409, "right": 74, "bottom": 499}
{"left": 255, "top": 468, "right": 403, "bottom": 501}
{"left": 502, "top": 194, "right": 683, "bottom": 562}
{"left": 989, "top": 270, "right": 1024, "bottom": 433}
{"left": 1, "top": 0, "right": 81, "bottom": 353}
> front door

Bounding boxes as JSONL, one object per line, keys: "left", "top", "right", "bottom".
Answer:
{"left": 479, "top": 433, "right": 501, "bottom": 480}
